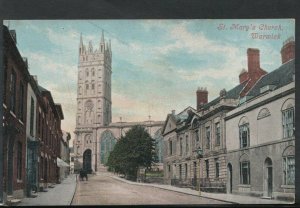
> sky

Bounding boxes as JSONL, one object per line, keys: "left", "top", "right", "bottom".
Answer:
{"left": 3, "top": 19, "right": 295, "bottom": 145}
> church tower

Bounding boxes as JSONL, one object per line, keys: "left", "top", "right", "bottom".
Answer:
{"left": 74, "top": 31, "right": 112, "bottom": 173}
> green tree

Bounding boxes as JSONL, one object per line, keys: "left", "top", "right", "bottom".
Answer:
{"left": 106, "top": 125, "right": 157, "bottom": 181}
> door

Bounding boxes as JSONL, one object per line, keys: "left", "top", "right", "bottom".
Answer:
{"left": 83, "top": 149, "right": 92, "bottom": 173}
{"left": 264, "top": 157, "right": 273, "bottom": 197}
{"left": 267, "top": 167, "right": 273, "bottom": 197}
{"left": 227, "top": 163, "right": 232, "bottom": 193}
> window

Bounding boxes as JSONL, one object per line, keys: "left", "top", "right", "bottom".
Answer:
{"left": 10, "top": 70, "right": 17, "bottom": 112}
{"left": 185, "top": 163, "right": 188, "bottom": 179}
{"left": 92, "top": 83, "right": 95, "bottom": 90}
{"left": 86, "top": 69, "right": 89, "bottom": 77}
{"left": 239, "top": 124, "right": 249, "bottom": 148}
{"left": 17, "top": 142, "right": 22, "bottom": 180}
{"left": 180, "top": 138, "right": 183, "bottom": 155}
{"left": 169, "top": 140, "right": 173, "bottom": 155}
{"left": 195, "top": 130, "right": 199, "bottom": 142}
{"left": 240, "top": 161, "right": 250, "bottom": 184}
{"left": 206, "top": 126, "right": 211, "bottom": 149}
{"left": 283, "top": 156, "right": 295, "bottom": 185}
{"left": 185, "top": 135, "right": 189, "bottom": 154}
{"left": 168, "top": 165, "right": 171, "bottom": 172}
{"left": 205, "top": 160, "right": 209, "bottom": 178}
{"left": 215, "top": 159, "right": 219, "bottom": 178}
{"left": 30, "top": 97, "right": 34, "bottom": 136}
{"left": 215, "top": 122, "right": 220, "bottom": 146}
{"left": 282, "top": 108, "right": 294, "bottom": 138}
{"left": 18, "top": 83, "right": 25, "bottom": 120}
{"left": 4, "top": 57, "right": 7, "bottom": 103}
{"left": 179, "top": 164, "right": 182, "bottom": 179}
{"left": 92, "top": 69, "right": 95, "bottom": 76}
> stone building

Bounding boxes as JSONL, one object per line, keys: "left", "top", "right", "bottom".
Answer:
{"left": 25, "top": 75, "right": 41, "bottom": 197}
{"left": 2, "top": 25, "right": 29, "bottom": 201}
{"left": 162, "top": 46, "right": 269, "bottom": 192}
{"left": 58, "top": 131, "right": 71, "bottom": 182}
{"left": 225, "top": 37, "right": 295, "bottom": 201}
{"left": 74, "top": 32, "right": 164, "bottom": 173}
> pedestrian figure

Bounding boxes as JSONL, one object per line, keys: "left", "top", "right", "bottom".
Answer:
{"left": 79, "top": 169, "right": 88, "bottom": 181}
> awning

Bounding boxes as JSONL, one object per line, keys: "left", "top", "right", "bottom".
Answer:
{"left": 57, "top": 157, "right": 70, "bottom": 167}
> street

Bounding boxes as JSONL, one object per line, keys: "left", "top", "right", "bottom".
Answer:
{"left": 71, "top": 173, "right": 229, "bottom": 205}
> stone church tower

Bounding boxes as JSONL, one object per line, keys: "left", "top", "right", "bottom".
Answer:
{"left": 74, "top": 31, "right": 112, "bottom": 173}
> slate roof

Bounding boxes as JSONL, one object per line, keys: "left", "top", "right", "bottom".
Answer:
{"left": 247, "top": 59, "right": 295, "bottom": 97}
{"left": 201, "top": 82, "right": 245, "bottom": 110}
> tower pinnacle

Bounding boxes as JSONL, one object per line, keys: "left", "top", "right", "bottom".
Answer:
{"left": 101, "top": 30, "right": 105, "bottom": 43}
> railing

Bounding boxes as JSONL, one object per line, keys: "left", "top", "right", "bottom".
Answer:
{"left": 170, "top": 177, "right": 226, "bottom": 193}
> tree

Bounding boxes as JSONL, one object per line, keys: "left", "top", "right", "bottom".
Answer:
{"left": 106, "top": 125, "right": 157, "bottom": 181}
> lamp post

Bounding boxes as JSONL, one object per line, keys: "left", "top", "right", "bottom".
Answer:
{"left": 194, "top": 147, "right": 203, "bottom": 196}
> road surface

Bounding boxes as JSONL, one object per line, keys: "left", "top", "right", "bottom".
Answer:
{"left": 71, "top": 173, "right": 229, "bottom": 205}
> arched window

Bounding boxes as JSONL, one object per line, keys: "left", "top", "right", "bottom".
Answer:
{"left": 239, "top": 153, "right": 250, "bottom": 185}
{"left": 282, "top": 146, "right": 295, "bottom": 185}
{"left": 239, "top": 116, "right": 250, "bottom": 148}
{"left": 281, "top": 99, "right": 295, "bottom": 138}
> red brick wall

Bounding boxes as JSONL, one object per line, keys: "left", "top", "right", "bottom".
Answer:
{"left": 196, "top": 89, "right": 208, "bottom": 110}
{"left": 3, "top": 28, "right": 28, "bottom": 195}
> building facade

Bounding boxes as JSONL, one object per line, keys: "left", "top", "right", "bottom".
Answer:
{"left": 58, "top": 131, "right": 71, "bottom": 182}
{"left": 163, "top": 46, "right": 269, "bottom": 192}
{"left": 25, "top": 75, "right": 40, "bottom": 197}
{"left": 225, "top": 38, "right": 295, "bottom": 201}
{"left": 3, "top": 26, "right": 29, "bottom": 200}
{"left": 38, "top": 86, "right": 64, "bottom": 190}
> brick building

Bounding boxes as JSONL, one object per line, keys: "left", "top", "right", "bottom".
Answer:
{"left": 2, "top": 25, "right": 30, "bottom": 201}
{"left": 37, "top": 86, "right": 64, "bottom": 190}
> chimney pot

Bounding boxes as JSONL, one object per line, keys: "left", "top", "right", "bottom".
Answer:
{"left": 171, "top": 110, "right": 175, "bottom": 115}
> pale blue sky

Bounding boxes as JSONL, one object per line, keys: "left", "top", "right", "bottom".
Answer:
{"left": 4, "top": 19, "right": 294, "bottom": 141}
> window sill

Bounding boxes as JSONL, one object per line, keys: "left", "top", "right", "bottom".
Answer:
{"left": 281, "top": 185, "right": 295, "bottom": 189}
{"left": 18, "top": 119, "right": 24, "bottom": 125}
{"left": 10, "top": 111, "right": 16, "bottom": 118}
{"left": 17, "top": 179, "right": 22, "bottom": 183}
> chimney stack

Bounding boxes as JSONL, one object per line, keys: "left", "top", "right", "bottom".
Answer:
{"left": 247, "top": 48, "right": 260, "bottom": 76}
{"left": 281, "top": 37, "right": 295, "bottom": 64}
{"left": 196, "top": 87, "right": 208, "bottom": 110}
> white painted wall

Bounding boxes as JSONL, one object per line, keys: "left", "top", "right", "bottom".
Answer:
{"left": 226, "top": 82, "right": 295, "bottom": 151}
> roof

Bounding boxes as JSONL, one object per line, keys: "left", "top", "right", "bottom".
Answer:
{"left": 247, "top": 59, "right": 295, "bottom": 97}
{"left": 201, "top": 82, "right": 245, "bottom": 110}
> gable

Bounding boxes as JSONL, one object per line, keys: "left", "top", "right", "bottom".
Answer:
{"left": 162, "top": 115, "right": 177, "bottom": 135}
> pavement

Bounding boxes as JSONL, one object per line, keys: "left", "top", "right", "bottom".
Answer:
{"left": 18, "top": 174, "right": 77, "bottom": 206}
{"left": 110, "top": 174, "right": 292, "bottom": 204}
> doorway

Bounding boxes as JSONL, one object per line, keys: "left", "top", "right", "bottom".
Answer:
{"left": 83, "top": 149, "right": 92, "bottom": 173}
{"left": 264, "top": 158, "right": 273, "bottom": 198}
{"left": 227, "top": 163, "right": 232, "bottom": 194}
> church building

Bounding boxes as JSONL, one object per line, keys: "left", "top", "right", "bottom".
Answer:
{"left": 74, "top": 32, "right": 164, "bottom": 173}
